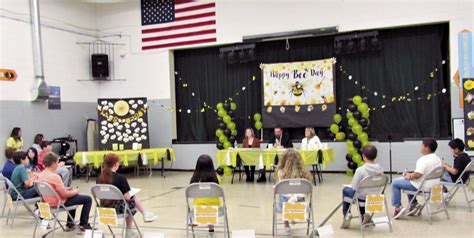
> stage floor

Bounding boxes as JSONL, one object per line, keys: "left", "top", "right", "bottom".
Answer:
{"left": 2, "top": 172, "right": 473, "bottom": 237}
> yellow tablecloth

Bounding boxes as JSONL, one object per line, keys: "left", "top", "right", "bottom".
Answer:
{"left": 216, "top": 148, "right": 334, "bottom": 169}
{"left": 73, "top": 148, "right": 176, "bottom": 168}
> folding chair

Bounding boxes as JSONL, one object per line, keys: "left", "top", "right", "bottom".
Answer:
{"left": 185, "top": 182, "right": 230, "bottom": 238}
{"left": 309, "top": 150, "right": 324, "bottom": 185}
{"left": 403, "top": 166, "right": 449, "bottom": 224}
{"left": 268, "top": 155, "right": 279, "bottom": 182}
{"left": 91, "top": 184, "right": 142, "bottom": 238}
{"left": 441, "top": 161, "right": 474, "bottom": 212}
{"left": 231, "top": 155, "right": 244, "bottom": 184}
{"left": 1, "top": 175, "right": 40, "bottom": 226}
{"left": 343, "top": 175, "right": 392, "bottom": 237}
{"left": 272, "top": 179, "right": 315, "bottom": 237}
{"left": 33, "top": 181, "right": 77, "bottom": 238}
{"left": 0, "top": 175, "right": 8, "bottom": 217}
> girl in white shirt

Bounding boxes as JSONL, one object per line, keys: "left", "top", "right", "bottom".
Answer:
{"left": 301, "top": 127, "right": 322, "bottom": 149}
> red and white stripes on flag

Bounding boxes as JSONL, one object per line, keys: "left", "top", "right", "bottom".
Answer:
{"left": 141, "top": 0, "right": 217, "bottom": 50}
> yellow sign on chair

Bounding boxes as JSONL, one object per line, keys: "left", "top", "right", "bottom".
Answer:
{"left": 282, "top": 202, "right": 307, "bottom": 221}
{"left": 97, "top": 207, "right": 118, "bottom": 226}
{"left": 37, "top": 202, "right": 52, "bottom": 220}
{"left": 194, "top": 206, "right": 219, "bottom": 225}
{"left": 365, "top": 195, "right": 385, "bottom": 213}
{"left": 430, "top": 184, "right": 443, "bottom": 203}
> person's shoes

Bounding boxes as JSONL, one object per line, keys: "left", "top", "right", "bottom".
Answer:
{"left": 392, "top": 207, "right": 406, "bottom": 220}
{"left": 78, "top": 224, "right": 96, "bottom": 235}
{"left": 407, "top": 203, "right": 422, "bottom": 216}
{"left": 208, "top": 228, "right": 215, "bottom": 238}
{"left": 126, "top": 228, "right": 139, "bottom": 238}
{"left": 246, "top": 177, "right": 252, "bottom": 182}
{"left": 65, "top": 223, "right": 76, "bottom": 232}
{"left": 340, "top": 213, "right": 352, "bottom": 229}
{"left": 362, "top": 213, "right": 373, "bottom": 225}
{"left": 257, "top": 176, "right": 267, "bottom": 183}
{"left": 284, "top": 226, "right": 292, "bottom": 235}
{"left": 443, "top": 192, "right": 452, "bottom": 204}
{"left": 143, "top": 211, "right": 158, "bottom": 222}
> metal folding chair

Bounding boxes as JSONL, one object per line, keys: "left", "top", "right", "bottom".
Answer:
{"left": 0, "top": 175, "right": 40, "bottom": 226}
{"left": 272, "top": 179, "right": 315, "bottom": 238}
{"left": 441, "top": 161, "right": 474, "bottom": 212}
{"left": 185, "top": 182, "right": 230, "bottom": 238}
{"left": 33, "top": 181, "right": 77, "bottom": 238}
{"left": 91, "top": 184, "right": 142, "bottom": 238}
{"left": 403, "top": 166, "right": 449, "bottom": 224}
{"left": 343, "top": 175, "right": 392, "bottom": 237}
{"left": 0, "top": 175, "right": 8, "bottom": 217}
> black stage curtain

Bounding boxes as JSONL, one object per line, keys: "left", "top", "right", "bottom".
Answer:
{"left": 174, "top": 23, "right": 450, "bottom": 143}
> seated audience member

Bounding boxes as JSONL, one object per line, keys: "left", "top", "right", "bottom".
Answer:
{"left": 32, "top": 133, "right": 44, "bottom": 153}
{"left": 190, "top": 154, "right": 221, "bottom": 236}
{"left": 275, "top": 149, "right": 311, "bottom": 235}
{"left": 442, "top": 138, "right": 471, "bottom": 183}
{"left": 97, "top": 154, "right": 157, "bottom": 238}
{"left": 391, "top": 139, "right": 442, "bottom": 219}
{"left": 258, "top": 127, "right": 293, "bottom": 183}
{"left": 6, "top": 127, "right": 23, "bottom": 150}
{"left": 301, "top": 127, "right": 322, "bottom": 149}
{"left": 38, "top": 152, "right": 93, "bottom": 233}
{"left": 242, "top": 128, "right": 261, "bottom": 182}
{"left": 341, "top": 145, "right": 383, "bottom": 228}
{"left": 10, "top": 151, "right": 39, "bottom": 199}
{"left": 1, "top": 148, "right": 17, "bottom": 180}
{"left": 38, "top": 141, "right": 71, "bottom": 186}
{"left": 27, "top": 147, "right": 39, "bottom": 169}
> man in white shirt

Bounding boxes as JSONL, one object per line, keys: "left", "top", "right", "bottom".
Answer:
{"left": 391, "top": 139, "right": 442, "bottom": 219}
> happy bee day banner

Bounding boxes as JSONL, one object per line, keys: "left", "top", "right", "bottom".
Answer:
{"left": 261, "top": 58, "right": 336, "bottom": 128}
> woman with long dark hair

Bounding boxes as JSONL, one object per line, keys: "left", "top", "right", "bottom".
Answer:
{"left": 96, "top": 154, "right": 157, "bottom": 237}
{"left": 27, "top": 147, "right": 39, "bottom": 169}
{"left": 6, "top": 127, "right": 23, "bottom": 150}
{"left": 32, "top": 133, "right": 44, "bottom": 152}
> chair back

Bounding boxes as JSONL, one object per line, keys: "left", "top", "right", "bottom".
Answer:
{"left": 455, "top": 161, "right": 473, "bottom": 184}
{"left": 0, "top": 175, "right": 7, "bottom": 193}
{"left": 424, "top": 166, "right": 445, "bottom": 180}
{"left": 274, "top": 179, "right": 313, "bottom": 195}
{"left": 185, "top": 183, "right": 224, "bottom": 199}
{"left": 317, "top": 149, "right": 323, "bottom": 164}
{"left": 358, "top": 174, "right": 389, "bottom": 190}
{"left": 34, "top": 181, "right": 63, "bottom": 207}
{"left": 3, "top": 176, "right": 25, "bottom": 199}
{"left": 91, "top": 184, "right": 126, "bottom": 201}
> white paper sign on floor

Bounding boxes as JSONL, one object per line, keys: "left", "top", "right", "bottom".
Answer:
{"left": 373, "top": 216, "right": 391, "bottom": 231}
{"left": 144, "top": 232, "right": 165, "bottom": 238}
{"left": 232, "top": 229, "right": 255, "bottom": 238}
{"left": 83, "top": 230, "right": 103, "bottom": 238}
{"left": 317, "top": 224, "right": 334, "bottom": 238}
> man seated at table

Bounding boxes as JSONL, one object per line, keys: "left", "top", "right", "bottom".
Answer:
{"left": 38, "top": 141, "right": 71, "bottom": 187}
{"left": 257, "top": 127, "right": 293, "bottom": 183}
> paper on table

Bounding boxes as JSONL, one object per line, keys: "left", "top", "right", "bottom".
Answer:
{"left": 82, "top": 152, "right": 87, "bottom": 166}
{"left": 226, "top": 151, "right": 231, "bottom": 166}
{"left": 129, "top": 188, "right": 141, "bottom": 197}
{"left": 142, "top": 152, "right": 148, "bottom": 166}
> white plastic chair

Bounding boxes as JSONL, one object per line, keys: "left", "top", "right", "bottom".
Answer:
{"left": 441, "top": 161, "right": 474, "bottom": 211}
{"left": 185, "top": 182, "right": 230, "bottom": 238}
{"left": 91, "top": 184, "right": 142, "bottom": 238}
{"left": 33, "top": 181, "right": 77, "bottom": 238}
{"left": 403, "top": 166, "right": 449, "bottom": 224}
{"left": 0, "top": 175, "right": 40, "bottom": 226}
{"left": 343, "top": 175, "right": 392, "bottom": 237}
{"left": 272, "top": 179, "right": 315, "bottom": 237}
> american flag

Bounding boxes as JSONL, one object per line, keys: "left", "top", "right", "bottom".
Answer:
{"left": 141, "top": 0, "right": 217, "bottom": 50}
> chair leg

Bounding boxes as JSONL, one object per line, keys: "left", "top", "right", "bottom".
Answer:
{"left": 312, "top": 165, "right": 317, "bottom": 185}
{"left": 231, "top": 169, "right": 235, "bottom": 184}
{"left": 272, "top": 204, "right": 276, "bottom": 236}
{"left": 91, "top": 209, "right": 98, "bottom": 238}
{"left": 11, "top": 202, "right": 19, "bottom": 226}
{"left": 462, "top": 185, "right": 472, "bottom": 212}
{"left": 225, "top": 207, "right": 230, "bottom": 238}
{"left": 384, "top": 197, "right": 393, "bottom": 232}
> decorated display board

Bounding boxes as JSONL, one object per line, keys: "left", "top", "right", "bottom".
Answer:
{"left": 97, "top": 97, "right": 150, "bottom": 151}
{"left": 261, "top": 58, "right": 336, "bottom": 128}
{"left": 463, "top": 78, "right": 474, "bottom": 150}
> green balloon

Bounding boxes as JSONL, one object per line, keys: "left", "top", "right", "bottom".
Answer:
{"left": 346, "top": 140, "right": 354, "bottom": 148}
{"left": 362, "top": 141, "right": 370, "bottom": 147}
{"left": 358, "top": 132, "right": 369, "bottom": 142}
{"left": 219, "top": 135, "right": 227, "bottom": 143}
{"left": 336, "top": 132, "right": 346, "bottom": 141}
{"left": 353, "top": 153, "right": 362, "bottom": 163}
{"left": 227, "top": 122, "right": 236, "bottom": 130}
{"left": 358, "top": 103, "right": 369, "bottom": 113}
{"left": 352, "top": 95, "right": 363, "bottom": 105}
{"left": 230, "top": 102, "right": 237, "bottom": 111}
{"left": 218, "top": 110, "right": 226, "bottom": 118}
{"left": 348, "top": 118, "right": 357, "bottom": 126}
{"left": 333, "top": 114, "right": 342, "bottom": 124}
{"left": 255, "top": 121, "right": 263, "bottom": 130}
{"left": 348, "top": 147, "right": 358, "bottom": 156}
{"left": 346, "top": 112, "right": 353, "bottom": 119}
{"left": 362, "top": 111, "right": 370, "bottom": 119}
{"left": 224, "top": 141, "right": 232, "bottom": 149}
{"left": 215, "top": 129, "right": 223, "bottom": 137}
{"left": 216, "top": 103, "right": 223, "bottom": 110}
{"left": 231, "top": 129, "right": 238, "bottom": 136}
{"left": 223, "top": 115, "right": 231, "bottom": 123}
{"left": 352, "top": 124, "right": 363, "bottom": 135}
{"left": 330, "top": 124, "right": 339, "bottom": 134}
{"left": 253, "top": 113, "right": 262, "bottom": 121}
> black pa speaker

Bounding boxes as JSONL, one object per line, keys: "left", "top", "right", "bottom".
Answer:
{"left": 91, "top": 54, "right": 109, "bottom": 78}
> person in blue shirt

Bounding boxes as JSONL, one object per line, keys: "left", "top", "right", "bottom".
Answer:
{"left": 1, "top": 148, "right": 17, "bottom": 180}
{"left": 10, "top": 151, "right": 39, "bottom": 199}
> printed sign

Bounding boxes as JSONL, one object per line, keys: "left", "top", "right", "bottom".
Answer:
{"left": 37, "top": 202, "right": 52, "bottom": 220}
{"left": 194, "top": 206, "right": 219, "bottom": 225}
{"left": 430, "top": 184, "right": 443, "bottom": 203}
{"left": 48, "top": 86, "right": 61, "bottom": 110}
{"left": 97, "top": 207, "right": 118, "bottom": 226}
{"left": 282, "top": 202, "right": 307, "bottom": 221}
{"left": 365, "top": 195, "right": 385, "bottom": 213}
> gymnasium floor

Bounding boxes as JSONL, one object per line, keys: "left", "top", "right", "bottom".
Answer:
{"left": 1, "top": 172, "right": 473, "bottom": 237}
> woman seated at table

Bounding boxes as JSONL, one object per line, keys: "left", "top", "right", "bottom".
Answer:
{"left": 301, "top": 127, "right": 322, "bottom": 149}
{"left": 242, "top": 128, "right": 260, "bottom": 182}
